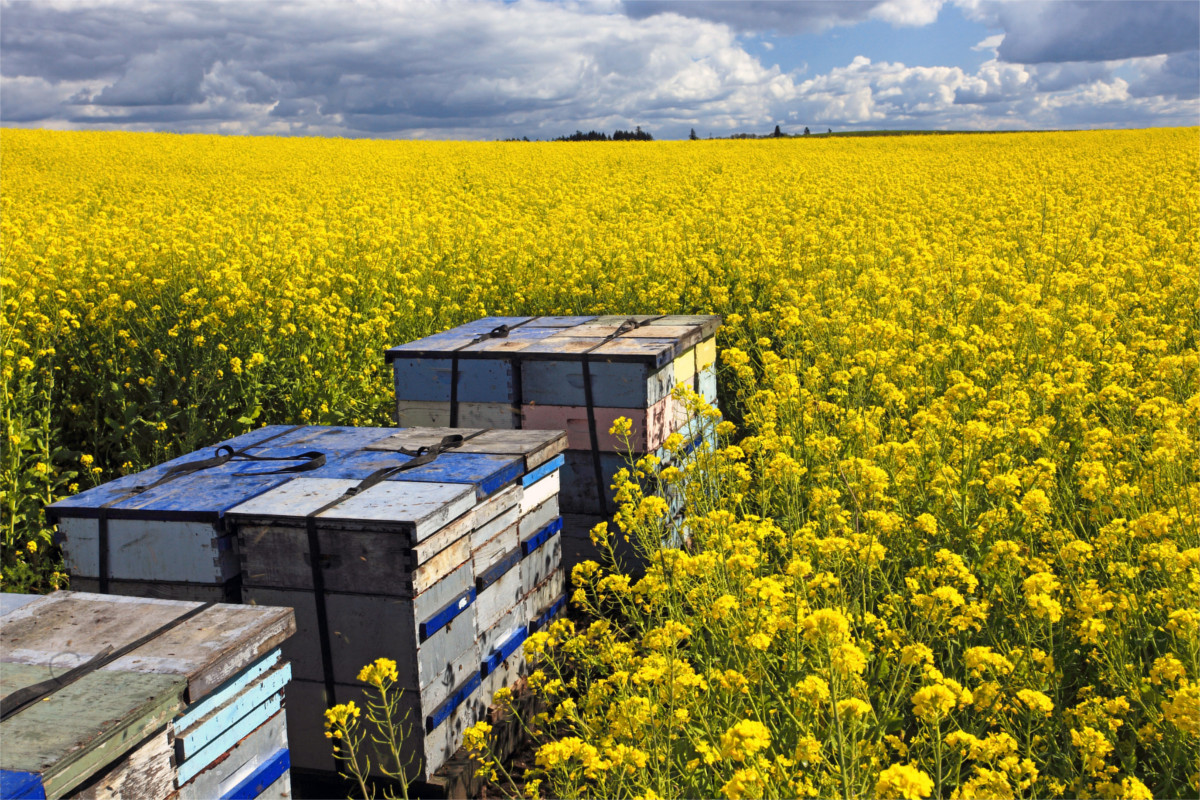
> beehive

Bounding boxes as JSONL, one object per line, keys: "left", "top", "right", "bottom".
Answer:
{"left": 386, "top": 315, "right": 720, "bottom": 575}
{"left": 45, "top": 425, "right": 569, "bottom": 782}
{"left": 0, "top": 592, "right": 296, "bottom": 800}
{"left": 225, "top": 427, "right": 568, "bottom": 779}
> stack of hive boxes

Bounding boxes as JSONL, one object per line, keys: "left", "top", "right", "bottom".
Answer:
{"left": 228, "top": 427, "right": 567, "bottom": 779}
{"left": 0, "top": 591, "right": 295, "bottom": 800}
{"left": 386, "top": 314, "right": 720, "bottom": 572}
{"left": 46, "top": 424, "right": 569, "bottom": 782}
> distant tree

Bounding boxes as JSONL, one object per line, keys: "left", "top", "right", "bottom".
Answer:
{"left": 554, "top": 127, "right": 652, "bottom": 142}
{"left": 773, "top": 124, "right": 782, "bottom": 138}
{"left": 827, "top": 128, "right": 832, "bottom": 134}
{"left": 689, "top": 128, "right": 699, "bottom": 140}
{"left": 804, "top": 126, "right": 811, "bottom": 135}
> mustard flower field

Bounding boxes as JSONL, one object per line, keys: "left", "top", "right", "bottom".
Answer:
{"left": 3, "top": 127, "right": 1197, "bottom": 798}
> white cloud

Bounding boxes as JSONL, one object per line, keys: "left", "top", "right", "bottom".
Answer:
{"left": 868, "top": 0, "right": 944, "bottom": 27}
{"left": 1, "top": 0, "right": 802, "bottom": 137}
{"left": 972, "top": 34, "right": 1004, "bottom": 53}
{"left": 786, "top": 53, "right": 1196, "bottom": 131}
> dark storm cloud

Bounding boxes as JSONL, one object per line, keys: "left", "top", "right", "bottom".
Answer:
{"left": 1129, "top": 52, "right": 1200, "bottom": 100}
{"left": 628, "top": 0, "right": 955, "bottom": 33}
{"left": 981, "top": 1, "right": 1200, "bottom": 64}
{"left": 622, "top": 1, "right": 890, "bottom": 34}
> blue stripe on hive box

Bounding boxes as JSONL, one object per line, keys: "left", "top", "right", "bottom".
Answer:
{"left": 223, "top": 427, "right": 568, "bottom": 781}
{"left": 0, "top": 591, "right": 297, "bottom": 800}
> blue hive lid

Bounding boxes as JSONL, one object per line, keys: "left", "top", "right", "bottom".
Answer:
{"left": 253, "top": 447, "right": 524, "bottom": 499}
{"left": 44, "top": 425, "right": 336, "bottom": 522}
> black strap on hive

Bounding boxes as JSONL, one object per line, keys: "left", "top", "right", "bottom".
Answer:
{"left": 579, "top": 316, "right": 664, "bottom": 515}
{"left": 299, "top": 429, "right": 487, "bottom": 706}
{"left": 0, "top": 600, "right": 216, "bottom": 720}
{"left": 448, "top": 319, "right": 539, "bottom": 427}
{"left": 93, "top": 425, "right": 311, "bottom": 594}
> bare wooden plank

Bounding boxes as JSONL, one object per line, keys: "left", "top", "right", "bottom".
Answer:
{"left": 525, "top": 569, "right": 566, "bottom": 624}
{"left": 523, "top": 316, "right": 597, "bottom": 327}
{"left": 1, "top": 665, "right": 185, "bottom": 800}
{"left": 451, "top": 429, "right": 568, "bottom": 471}
{"left": 470, "top": 506, "right": 519, "bottom": 554}
{"left": 477, "top": 599, "right": 527, "bottom": 662}
{"left": 460, "top": 328, "right": 559, "bottom": 353}
{"left": 475, "top": 567, "right": 522, "bottom": 635}
{"left": 365, "top": 428, "right": 485, "bottom": 451}
{"left": 1, "top": 593, "right": 202, "bottom": 669}
{"left": 471, "top": 483, "right": 521, "bottom": 529}
{"left": 520, "top": 534, "right": 562, "bottom": 599}
{"left": 520, "top": 471, "right": 559, "bottom": 517}
{"left": 71, "top": 727, "right": 174, "bottom": 800}
{"left": 591, "top": 337, "right": 677, "bottom": 367}
{"left": 519, "top": 496, "right": 559, "bottom": 540}
{"left": 111, "top": 604, "right": 296, "bottom": 703}
{"left": 67, "top": 578, "right": 239, "bottom": 604}
{"left": 623, "top": 324, "right": 703, "bottom": 347}
{"left": 411, "top": 511, "right": 476, "bottom": 565}
{"left": 227, "top": 479, "right": 475, "bottom": 544}
{"left": 472, "top": 523, "right": 518, "bottom": 577}
{"left": 552, "top": 323, "right": 623, "bottom": 338}
{"left": 591, "top": 314, "right": 662, "bottom": 325}
{"left": 507, "top": 337, "right": 599, "bottom": 355}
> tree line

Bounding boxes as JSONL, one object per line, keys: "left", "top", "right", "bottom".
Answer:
{"left": 553, "top": 126, "right": 654, "bottom": 142}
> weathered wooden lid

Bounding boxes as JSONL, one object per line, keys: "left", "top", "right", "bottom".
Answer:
{"left": 225, "top": 477, "right": 476, "bottom": 542}
{"left": 1, "top": 664, "right": 185, "bottom": 799}
{"left": 0, "top": 592, "right": 294, "bottom": 704}
{"left": 46, "top": 425, "right": 560, "bottom": 525}
{"left": 366, "top": 428, "right": 568, "bottom": 471}
{"left": 384, "top": 314, "right": 720, "bottom": 363}
{"left": 45, "top": 426, "right": 397, "bottom": 522}
{"left": 268, "top": 448, "right": 524, "bottom": 499}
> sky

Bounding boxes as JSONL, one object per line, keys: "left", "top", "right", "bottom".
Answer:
{"left": 1, "top": 0, "right": 1197, "bottom": 140}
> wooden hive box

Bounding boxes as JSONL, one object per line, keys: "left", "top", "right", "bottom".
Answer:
{"left": 385, "top": 315, "right": 721, "bottom": 520}
{"left": 1, "top": 592, "right": 296, "bottom": 800}
{"left": 227, "top": 428, "right": 567, "bottom": 781}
